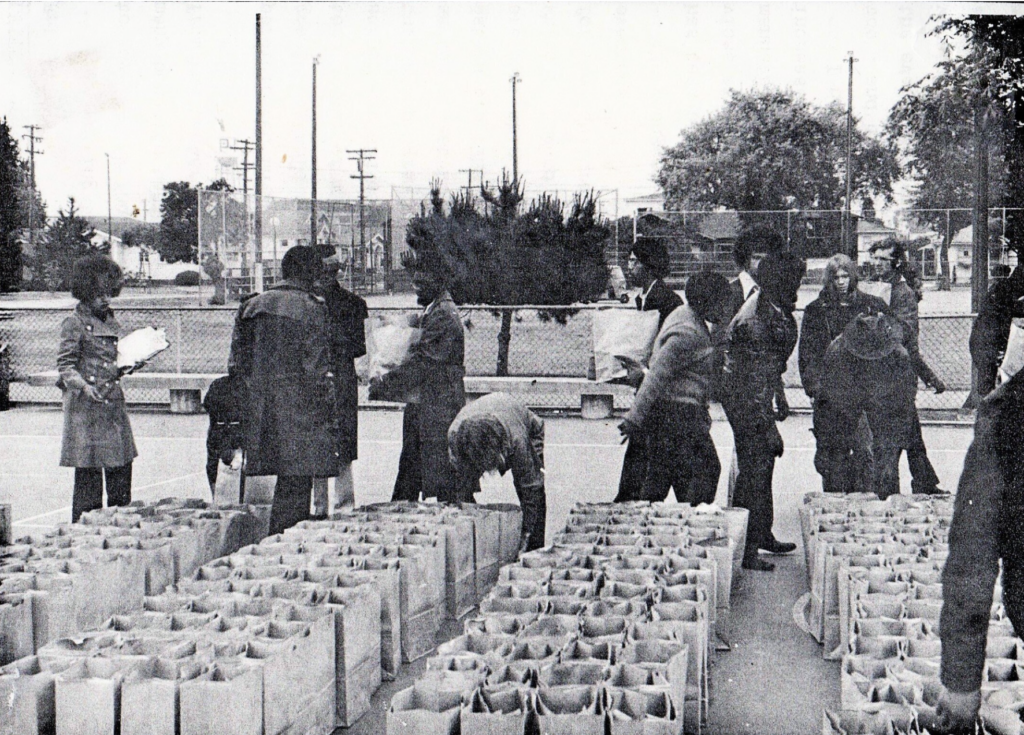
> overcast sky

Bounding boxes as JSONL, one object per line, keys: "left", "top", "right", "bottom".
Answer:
{"left": 1, "top": 1, "right": 1016, "bottom": 220}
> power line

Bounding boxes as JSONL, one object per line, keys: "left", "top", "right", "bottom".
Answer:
{"left": 230, "top": 138, "right": 255, "bottom": 271}
{"left": 347, "top": 148, "right": 377, "bottom": 289}
{"left": 21, "top": 125, "right": 43, "bottom": 252}
{"left": 459, "top": 169, "right": 484, "bottom": 198}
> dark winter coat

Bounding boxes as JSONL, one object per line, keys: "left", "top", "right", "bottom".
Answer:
{"left": 941, "top": 369, "right": 1024, "bottom": 693}
{"left": 819, "top": 335, "right": 917, "bottom": 450}
{"left": 720, "top": 291, "right": 798, "bottom": 450}
{"left": 378, "top": 291, "right": 467, "bottom": 497}
{"left": 203, "top": 374, "right": 246, "bottom": 466}
{"left": 798, "top": 287, "right": 889, "bottom": 399}
{"left": 57, "top": 304, "right": 138, "bottom": 468}
{"left": 970, "top": 267, "right": 1024, "bottom": 396}
{"left": 318, "top": 281, "right": 368, "bottom": 463}
{"left": 228, "top": 282, "right": 339, "bottom": 477}
{"left": 870, "top": 273, "right": 941, "bottom": 388}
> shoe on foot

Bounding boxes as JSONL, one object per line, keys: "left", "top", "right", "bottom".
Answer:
{"left": 742, "top": 556, "right": 775, "bottom": 572}
{"left": 309, "top": 513, "right": 328, "bottom": 522}
{"left": 759, "top": 538, "right": 797, "bottom": 555}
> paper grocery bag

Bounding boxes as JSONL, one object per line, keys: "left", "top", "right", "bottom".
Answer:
{"left": 592, "top": 308, "right": 661, "bottom": 382}
{"left": 535, "top": 685, "right": 604, "bottom": 735}
{"left": 0, "top": 657, "right": 56, "bottom": 735}
{"left": 179, "top": 663, "right": 263, "bottom": 735}
{"left": 606, "top": 688, "right": 679, "bottom": 735}
{"left": 460, "top": 687, "right": 530, "bottom": 735}
{"left": 386, "top": 683, "right": 461, "bottom": 735}
{"left": 365, "top": 314, "right": 422, "bottom": 402}
{"left": 999, "top": 318, "right": 1024, "bottom": 384}
{"left": 859, "top": 280, "right": 892, "bottom": 305}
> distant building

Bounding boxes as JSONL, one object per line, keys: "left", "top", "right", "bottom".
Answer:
{"left": 91, "top": 230, "right": 198, "bottom": 282}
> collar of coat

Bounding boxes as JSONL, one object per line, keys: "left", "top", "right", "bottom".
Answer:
{"left": 74, "top": 302, "right": 120, "bottom": 337}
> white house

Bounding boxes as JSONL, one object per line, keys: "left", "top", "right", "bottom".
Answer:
{"left": 93, "top": 231, "right": 199, "bottom": 282}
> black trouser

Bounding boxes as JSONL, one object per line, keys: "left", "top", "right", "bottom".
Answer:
{"left": 392, "top": 405, "right": 423, "bottom": 502}
{"left": 641, "top": 403, "right": 720, "bottom": 506}
{"left": 905, "top": 412, "right": 940, "bottom": 494}
{"left": 812, "top": 404, "right": 874, "bottom": 494}
{"left": 73, "top": 464, "right": 132, "bottom": 523}
{"left": 393, "top": 403, "right": 475, "bottom": 503}
{"left": 517, "top": 483, "right": 547, "bottom": 552}
{"left": 615, "top": 433, "right": 649, "bottom": 502}
{"left": 270, "top": 476, "right": 312, "bottom": 535}
{"left": 722, "top": 399, "right": 780, "bottom": 558}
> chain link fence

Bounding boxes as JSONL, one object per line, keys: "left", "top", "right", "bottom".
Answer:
{"left": 0, "top": 304, "right": 977, "bottom": 412}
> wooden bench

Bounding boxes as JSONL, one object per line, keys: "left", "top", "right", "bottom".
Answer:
{"left": 24, "top": 372, "right": 629, "bottom": 418}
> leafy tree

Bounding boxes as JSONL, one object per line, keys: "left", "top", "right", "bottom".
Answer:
{"left": 31, "top": 198, "right": 98, "bottom": 291}
{"left": 887, "top": 15, "right": 1024, "bottom": 285}
{"left": 121, "top": 222, "right": 159, "bottom": 250}
{"left": 0, "top": 118, "right": 21, "bottom": 291}
{"left": 158, "top": 181, "right": 199, "bottom": 264}
{"left": 405, "top": 174, "right": 610, "bottom": 375}
{"left": 657, "top": 89, "right": 898, "bottom": 215}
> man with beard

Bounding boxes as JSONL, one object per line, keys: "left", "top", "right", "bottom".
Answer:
{"left": 370, "top": 251, "right": 474, "bottom": 503}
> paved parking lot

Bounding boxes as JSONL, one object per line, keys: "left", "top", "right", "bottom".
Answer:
{"left": 0, "top": 405, "right": 974, "bottom": 734}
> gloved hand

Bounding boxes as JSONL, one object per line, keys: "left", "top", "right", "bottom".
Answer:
{"left": 774, "top": 387, "right": 790, "bottom": 422}
{"left": 931, "top": 377, "right": 948, "bottom": 394}
{"left": 936, "top": 688, "right": 980, "bottom": 733}
{"left": 368, "top": 376, "right": 385, "bottom": 401}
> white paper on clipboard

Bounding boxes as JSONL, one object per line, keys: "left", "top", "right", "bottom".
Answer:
{"left": 117, "top": 327, "right": 170, "bottom": 369}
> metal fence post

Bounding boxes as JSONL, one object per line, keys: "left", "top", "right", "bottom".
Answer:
{"left": 175, "top": 310, "right": 183, "bottom": 373}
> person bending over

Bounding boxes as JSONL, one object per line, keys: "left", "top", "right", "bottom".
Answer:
{"left": 448, "top": 392, "right": 546, "bottom": 553}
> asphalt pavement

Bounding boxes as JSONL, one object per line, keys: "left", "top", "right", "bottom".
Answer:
{"left": 0, "top": 406, "right": 975, "bottom": 733}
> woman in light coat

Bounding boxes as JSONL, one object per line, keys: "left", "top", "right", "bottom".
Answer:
{"left": 57, "top": 255, "right": 137, "bottom": 522}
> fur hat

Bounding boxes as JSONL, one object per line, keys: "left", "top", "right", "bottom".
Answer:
{"left": 840, "top": 313, "right": 904, "bottom": 361}
{"left": 630, "top": 237, "right": 671, "bottom": 279}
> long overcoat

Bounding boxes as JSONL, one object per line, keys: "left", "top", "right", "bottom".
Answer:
{"left": 228, "top": 283, "right": 339, "bottom": 477}
{"left": 379, "top": 292, "right": 467, "bottom": 499}
{"left": 319, "top": 281, "right": 368, "bottom": 463}
{"left": 57, "top": 304, "right": 138, "bottom": 468}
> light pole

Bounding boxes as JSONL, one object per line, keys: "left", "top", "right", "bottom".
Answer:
{"left": 510, "top": 72, "right": 521, "bottom": 185}
{"left": 843, "top": 51, "right": 857, "bottom": 259}
{"left": 105, "top": 153, "right": 112, "bottom": 250}
{"left": 311, "top": 55, "right": 320, "bottom": 248}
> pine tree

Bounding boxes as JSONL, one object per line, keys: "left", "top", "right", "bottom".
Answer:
{"left": 405, "top": 175, "right": 610, "bottom": 375}
{"left": 32, "top": 198, "right": 98, "bottom": 291}
{"left": 0, "top": 118, "right": 22, "bottom": 291}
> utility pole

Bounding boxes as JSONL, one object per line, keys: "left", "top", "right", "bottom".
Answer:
{"left": 510, "top": 73, "right": 521, "bottom": 185}
{"left": 347, "top": 148, "right": 376, "bottom": 289}
{"left": 843, "top": 51, "right": 857, "bottom": 259}
{"left": 459, "top": 169, "right": 484, "bottom": 199}
{"left": 254, "top": 13, "right": 263, "bottom": 290}
{"left": 311, "top": 55, "right": 320, "bottom": 249}
{"left": 105, "top": 153, "right": 112, "bottom": 249}
{"left": 231, "top": 138, "right": 255, "bottom": 273}
{"left": 21, "top": 125, "right": 42, "bottom": 253}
